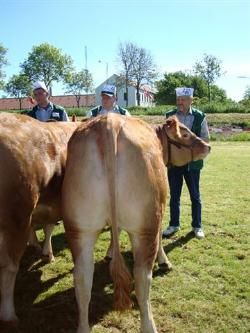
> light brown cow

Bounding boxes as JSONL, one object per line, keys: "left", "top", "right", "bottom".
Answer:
{"left": 62, "top": 113, "right": 210, "bottom": 333}
{"left": 0, "top": 112, "right": 79, "bottom": 323}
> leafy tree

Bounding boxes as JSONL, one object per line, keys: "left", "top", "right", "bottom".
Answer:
{"left": 243, "top": 85, "right": 250, "bottom": 99}
{"left": 194, "top": 53, "right": 223, "bottom": 102}
{"left": 210, "top": 85, "right": 227, "bottom": 102}
{"left": 155, "top": 71, "right": 208, "bottom": 104}
{"left": 155, "top": 71, "right": 190, "bottom": 104}
{"left": 20, "top": 43, "right": 74, "bottom": 93}
{"left": 5, "top": 74, "right": 32, "bottom": 109}
{"left": 155, "top": 70, "right": 227, "bottom": 105}
{"left": 64, "top": 69, "right": 93, "bottom": 108}
{"left": 0, "top": 44, "right": 8, "bottom": 90}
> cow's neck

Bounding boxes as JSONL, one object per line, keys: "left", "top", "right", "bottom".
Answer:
{"left": 153, "top": 125, "right": 169, "bottom": 166}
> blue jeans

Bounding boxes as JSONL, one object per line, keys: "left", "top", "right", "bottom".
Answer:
{"left": 167, "top": 165, "right": 202, "bottom": 229}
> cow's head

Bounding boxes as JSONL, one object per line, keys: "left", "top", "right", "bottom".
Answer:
{"left": 162, "top": 116, "right": 211, "bottom": 166}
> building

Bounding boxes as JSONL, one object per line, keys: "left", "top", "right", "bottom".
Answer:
{"left": 95, "top": 74, "right": 155, "bottom": 108}
{"left": 0, "top": 74, "right": 155, "bottom": 111}
{"left": 0, "top": 94, "right": 95, "bottom": 111}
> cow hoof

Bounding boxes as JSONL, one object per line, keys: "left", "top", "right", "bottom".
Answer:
{"left": 0, "top": 315, "right": 19, "bottom": 328}
{"left": 41, "top": 253, "right": 55, "bottom": 263}
{"left": 158, "top": 262, "right": 173, "bottom": 272}
{"left": 28, "top": 243, "right": 42, "bottom": 253}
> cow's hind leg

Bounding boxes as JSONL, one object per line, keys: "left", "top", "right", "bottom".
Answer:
{"left": 129, "top": 231, "right": 158, "bottom": 333}
{"left": 0, "top": 227, "right": 30, "bottom": 323}
{"left": 70, "top": 231, "right": 98, "bottom": 333}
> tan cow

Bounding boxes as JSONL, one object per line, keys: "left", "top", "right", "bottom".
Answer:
{"left": 0, "top": 112, "right": 79, "bottom": 323}
{"left": 62, "top": 113, "right": 210, "bottom": 333}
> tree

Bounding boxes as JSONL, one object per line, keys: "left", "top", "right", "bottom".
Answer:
{"left": 155, "top": 71, "right": 190, "bottom": 104}
{"left": 155, "top": 70, "right": 227, "bottom": 105}
{"left": 5, "top": 74, "right": 32, "bottom": 109}
{"left": 131, "top": 46, "right": 157, "bottom": 106}
{"left": 117, "top": 42, "right": 137, "bottom": 107}
{"left": 155, "top": 71, "right": 208, "bottom": 104}
{"left": 0, "top": 44, "right": 8, "bottom": 90}
{"left": 118, "top": 42, "right": 157, "bottom": 106}
{"left": 64, "top": 69, "right": 93, "bottom": 108}
{"left": 20, "top": 43, "right": 74, "bottom": 93}
{"left": 243, "top": 85, "right": 250, "bottom": 99}
{"left": 194, "top": 53, "right": 223, "bottom": 102}
{"left": 210, "top": 85, "right": 227, "bottom": 102}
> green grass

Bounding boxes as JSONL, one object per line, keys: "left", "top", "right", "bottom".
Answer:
{"left": 1, "top": 142, "right": 249, "bottom": 333}
{"left": 210, "top": 131, "right": 250, "bottom": 142}
{"left": 1, "top": 108, "right": 250, "bottom": 129}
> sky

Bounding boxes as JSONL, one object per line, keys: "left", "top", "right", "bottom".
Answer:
{"left": 0, "top": 0, "right": 250, "bottom": 101}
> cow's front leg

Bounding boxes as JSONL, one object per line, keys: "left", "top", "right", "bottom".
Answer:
{"left": 42, "top": 224, "right": 55, "bottom": 262}
{"left": 72, "top": 232, "right": 98, "bottom": 333}
{"left": 28, "top": 226, "right": 42, "bottom": 251}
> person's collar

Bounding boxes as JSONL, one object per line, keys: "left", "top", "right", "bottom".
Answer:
{"left": 101, "top": 103, "right": 117, "bottom": 112}
{"left": 176, "top": 106, "right": 192, "bottom": 115}
{"left": 37, "top": 101, "right": 52, "bottom": 110}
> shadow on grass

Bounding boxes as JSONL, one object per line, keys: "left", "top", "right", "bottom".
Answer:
{"left": 163, "top": 231, "right": 195, "bottom": 254}
{"left": 0, "top": 228, "right": 171, "bottom": 332}
{"left": 0, "top": 240, "right": 141, "bottom": 333}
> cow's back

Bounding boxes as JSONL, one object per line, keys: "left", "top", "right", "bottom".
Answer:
{"left": 0, "top": 112, "right": 78, "bottom": 226}
{"left": 63, "top": 114, "right": 167, "bottom": 234}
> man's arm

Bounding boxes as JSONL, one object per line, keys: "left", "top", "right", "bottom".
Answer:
{"left": 62, "top": 110, "right": 69, "bottom": 121}
{"left": 200, "top": 117, "right": 210, "bottom": 142}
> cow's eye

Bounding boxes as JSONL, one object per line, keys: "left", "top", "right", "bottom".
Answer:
{"left": 183, "top": 133, "right": 188, "bottom": 138}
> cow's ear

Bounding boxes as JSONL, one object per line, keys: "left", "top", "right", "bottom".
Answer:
{"left": 165, "top": 116, "right": 180, "bottom": 137}
{"left": 165, "top": 116, "right": 177, "bottom": 128}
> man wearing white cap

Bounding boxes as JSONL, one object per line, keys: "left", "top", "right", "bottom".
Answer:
{"left": 162, "top": 87, "right": 209, "bottom": 239}
{"left": 27, "top": 81, "right": 69, "bottom": 121}
{"left": 87, "top": 84, "right": 130, "bottom": 117}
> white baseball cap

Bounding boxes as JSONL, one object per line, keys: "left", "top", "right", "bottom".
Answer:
{"left": 32, "top": 81, "right": 48, "bottom": 92}
{"left": 101, "top": 84, "right": 116, "bottom": 97}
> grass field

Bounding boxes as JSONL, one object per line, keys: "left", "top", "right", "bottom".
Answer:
{"left": 1, "top": 142, "right": 249, "bottom": 333}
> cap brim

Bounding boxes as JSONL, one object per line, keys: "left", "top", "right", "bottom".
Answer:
{"left": 101, "top": 92, "right": 114, "bottom": 97}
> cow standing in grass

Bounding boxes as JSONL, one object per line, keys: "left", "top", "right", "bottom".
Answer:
{"left": 0, "top": 112, "right": 79, "bottom": 324}
{"left": 62, "top": 113, "right": 210, "bottom": 333}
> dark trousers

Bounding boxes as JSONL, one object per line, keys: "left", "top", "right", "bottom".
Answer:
{"left": 167, "top": 165, "right": 202, "bottom": 229}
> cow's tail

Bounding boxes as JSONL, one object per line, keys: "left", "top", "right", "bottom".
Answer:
{"left": 104, "top": 118, "right": 133, "bottom": 311}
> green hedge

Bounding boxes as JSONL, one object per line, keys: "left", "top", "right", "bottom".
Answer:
{"left": 128, "top": 105, "right": 173, "bottom": 115}
{"left": 1, "top": 102, "right": 250, "bottom": 116}
{"left": 128, "top": 102, "right": 250, "bottom": 115}
{"left": 196, "top": 102, "right": 250, "bottom": 114}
